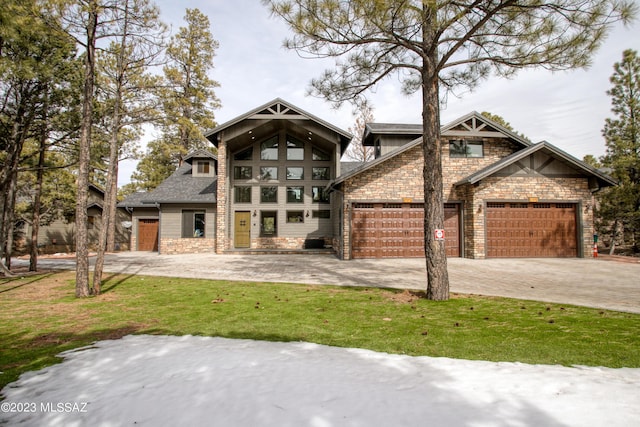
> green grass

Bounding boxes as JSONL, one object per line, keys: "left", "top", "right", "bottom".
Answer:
{"left": 1, "top": 271, "right": 639, "bottom": 391}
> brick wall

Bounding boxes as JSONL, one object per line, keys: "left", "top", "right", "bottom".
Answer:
{"left": 338, "top": 140, "right": 595, "bottom": 259}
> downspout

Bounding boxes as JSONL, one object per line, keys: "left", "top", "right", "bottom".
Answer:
{"left": 155, "top": 202, "right": 161, "bottom": 254}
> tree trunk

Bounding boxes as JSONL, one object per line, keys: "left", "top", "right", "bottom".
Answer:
{"left": 76, "top": 2, "right": 98, "bottom": 298}
{"left": 421, "top": 19, "right": 449, "bottom": 301}
{"left": 30, "top": 89, "right": 49, "bottom": 271}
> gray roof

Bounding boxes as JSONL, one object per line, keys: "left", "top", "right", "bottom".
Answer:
{"left": 119, "top": 160, "right": 217, "bottom": 207}
{"left": 184, "top": 149, "right": 217, "bottom": 163}
{"left": 340, "top": 161, "right": 365, "bottom": 175}
{"left": 362, "top": 123, "right": 422, "bottom": 146}
{"left": 455, "top": 141, "right": 617, "bottom": 188}
{"left": 143, "top": 162, "right": 216, "bottom": 204}
{"left": 117, "top": 192, "right": 149, "bottom": 209}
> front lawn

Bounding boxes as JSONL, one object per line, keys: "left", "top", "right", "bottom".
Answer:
{"left": 1, "top": 271, "right": 639, "bottom": 391}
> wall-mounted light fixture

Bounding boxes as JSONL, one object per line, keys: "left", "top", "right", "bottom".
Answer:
{"left": 306, "top": 211, "right": 310, "bottom": 217}
{"left": 253, "top": 210, "right": 257, "bottom": 217}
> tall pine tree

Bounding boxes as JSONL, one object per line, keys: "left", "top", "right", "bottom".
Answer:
{"left": 599, "top": 49, "right": 640, "bottom": 252}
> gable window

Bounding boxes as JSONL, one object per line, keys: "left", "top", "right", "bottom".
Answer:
{"left": 312, "top": 167, "right": 330, "bottom": 180}
{"left": 286, "top": 211, "right": 304, "bottom": 223}
{"left": 261, "top": 186, "right": 278, "bottom": 203}
{"left": 196, "top": 161, "right": 210, "bottom": 174}
{"left": 260, "top": 166, "right": 278, "bottom": 180}
{"left": 449, "top": 139, "right": 483, "bottom": 158}
{"left": 234, "top": 146, "right": 253, "bottom": 160}
{"left": 312, "top": 186, "right": 330, "bottom": 203}
{"left": 234, "top": 166, "right": 252, "bottom": 180}
{"left": 287, "top": 186, "right": 304, "bottom": 203}
{"left": 287, "top": 136, "right": 305, "bottom": 160}
{"left": 312, "top": 147, "right": 330, "bottom": 161}
{"left": 261, "top": 136, "right": 279, "bottom": 160}
{"left": 286, "top": 167, "right": 304, "bottom": 180}
{"left": 182, "top": 210, "right": 205, "bottom": 238}
{"left": 261, "top": 211, "right": 277, "bottom": 236}
{"left": 234, "top": 186, "right": 251, "bottom": 203}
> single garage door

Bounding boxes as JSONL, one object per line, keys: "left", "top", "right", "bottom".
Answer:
{"left": 138, "top": 218, "right": 159, "bottom": 251}
{"left": 486, "top": 202, "right": 577, "bottom": 258}
{"left": 351, "top": 203, "right": 460, "bottom": 259}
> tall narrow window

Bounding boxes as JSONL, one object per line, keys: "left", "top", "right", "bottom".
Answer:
{"left": 261, "top": 136, "right": 279, "bottom": 160}
{"left": 261, "top": 211, "right": 277, "bottom": 236}
{"left": 287, "top": 135, "right": 305, "bottom": 160}
{"left": 182, "top": 210, "right": 206, "bottom": 238}
{"left": 312, "top": 186, "right": 330, "bottom": 203}
{"left": 234, "top": 186, "right": 251, "bottom": 203}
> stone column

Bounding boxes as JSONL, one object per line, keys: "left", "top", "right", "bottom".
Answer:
{"left": 216, "top": 135, "right": 227, "bottom": 253}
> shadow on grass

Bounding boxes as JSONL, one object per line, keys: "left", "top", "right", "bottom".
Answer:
{"left": 100, "top": 271, "right": 142, "bottom": 294}
{"left": 0, "top": 273, "right": 56, "bottom": 294}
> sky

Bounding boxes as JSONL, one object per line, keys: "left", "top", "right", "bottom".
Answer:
{"left": 2, "top": 335, "right": 639, "bottom": 426}
{"left": 119, "top": 0, "right": 640, "bottom": 186}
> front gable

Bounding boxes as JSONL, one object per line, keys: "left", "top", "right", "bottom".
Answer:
{"left": 456, "top": 141, "right": 616, "bottom": 192}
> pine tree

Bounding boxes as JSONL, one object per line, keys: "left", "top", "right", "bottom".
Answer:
{"left": 265, "top": 0, "right": 636, "bottom": 300}
{"left": 599, "top": 49, "right": 640, "bottom": 252}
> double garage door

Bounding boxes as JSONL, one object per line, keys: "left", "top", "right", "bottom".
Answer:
{"left": 486, "top": 202, "right": 577, "bottom": 257}
{"left": 351, "top": 203, "right": 460, "bottom": 259}
{"left": 351, "top": 202, "right": 578, "bottom": 259}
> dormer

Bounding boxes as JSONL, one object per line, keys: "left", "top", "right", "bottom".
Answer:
{"left": 184, "top": 149, "right": 218, "bottom": 177}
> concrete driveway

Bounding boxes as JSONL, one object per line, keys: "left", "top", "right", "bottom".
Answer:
{"left": 13, "top": 252, "right": 640, "bottom": 313}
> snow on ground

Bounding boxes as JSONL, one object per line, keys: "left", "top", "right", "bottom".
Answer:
{"left": 1, "top": 335, "right": 639, "bottom": 427}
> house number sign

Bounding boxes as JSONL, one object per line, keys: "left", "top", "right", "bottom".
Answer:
{"left": 434, "top": 229, "right": 445, "bottom": 241}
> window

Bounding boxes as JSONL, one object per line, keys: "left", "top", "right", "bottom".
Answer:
{"left": 287, "top": 186, "right": 304, "bottom": 203}
{"left": 196, "top": 161, "right": 210, "bottom": 174}
{"left": 287, "top": 136, "right": 305, "bottom": 160}
{"left": 312, "top": 147, "right": 330, "bottom": 161}
{"left": 261, "top": 186, "right": 278, "bottom": 203}
{"left": 286, "top": 211, "right": 304, "bottom": 223}
{"left": 312, "top": 210, "right": 331, "bottom": 219}
{"left": 449, "top": 140, "right": 483, "bottom": 158}
{"left": 261, "top": 136, "right": 279, "bottom": 160}
{"left": 182, "top": 210, "right": 205, "bottom": 238}
{"left": 286, "top": 167, "right": 304, "bottom": 180}
{"left": 234, "top": 186, "right": 251, "bottom": 203}
{"left": 260, "top": 166, "right": 278, "bottom": 180}
{"left": 234, "top": 146, "right": 253, "bottom": 160}
{"left": 312, "top": 167, "right": 330, "bottom": 180}
{"left": 312, "top": 186, "right": 330, "bottom": 203}
{"left": 261, "top": 211, "right": 277, "bottom": 236}
{"left": 234, "top": 166, "right": 252, "bottom": 180}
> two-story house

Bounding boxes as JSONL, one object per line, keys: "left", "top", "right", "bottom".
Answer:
{"left": 119, "top": 98, "right": 615, "bottom": 259}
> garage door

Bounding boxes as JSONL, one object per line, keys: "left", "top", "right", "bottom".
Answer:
{"left": 138, "top": 219, "right": 159, "bottom": 251}
{"left": 486, "top": 202, "right": 577, "bottom": 258}
{"left": 351, "top": 203, "right": 460, "bottom": 259}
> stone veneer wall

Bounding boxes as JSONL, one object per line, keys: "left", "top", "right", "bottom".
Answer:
{"left": 338, "top": 140, "right": 595, "bottom": 259}
{"left": 160, "top": 238, "right": 216, "bottom": 254}
{"left": 216, "top": 138, "right": 228, "bottom": 253}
